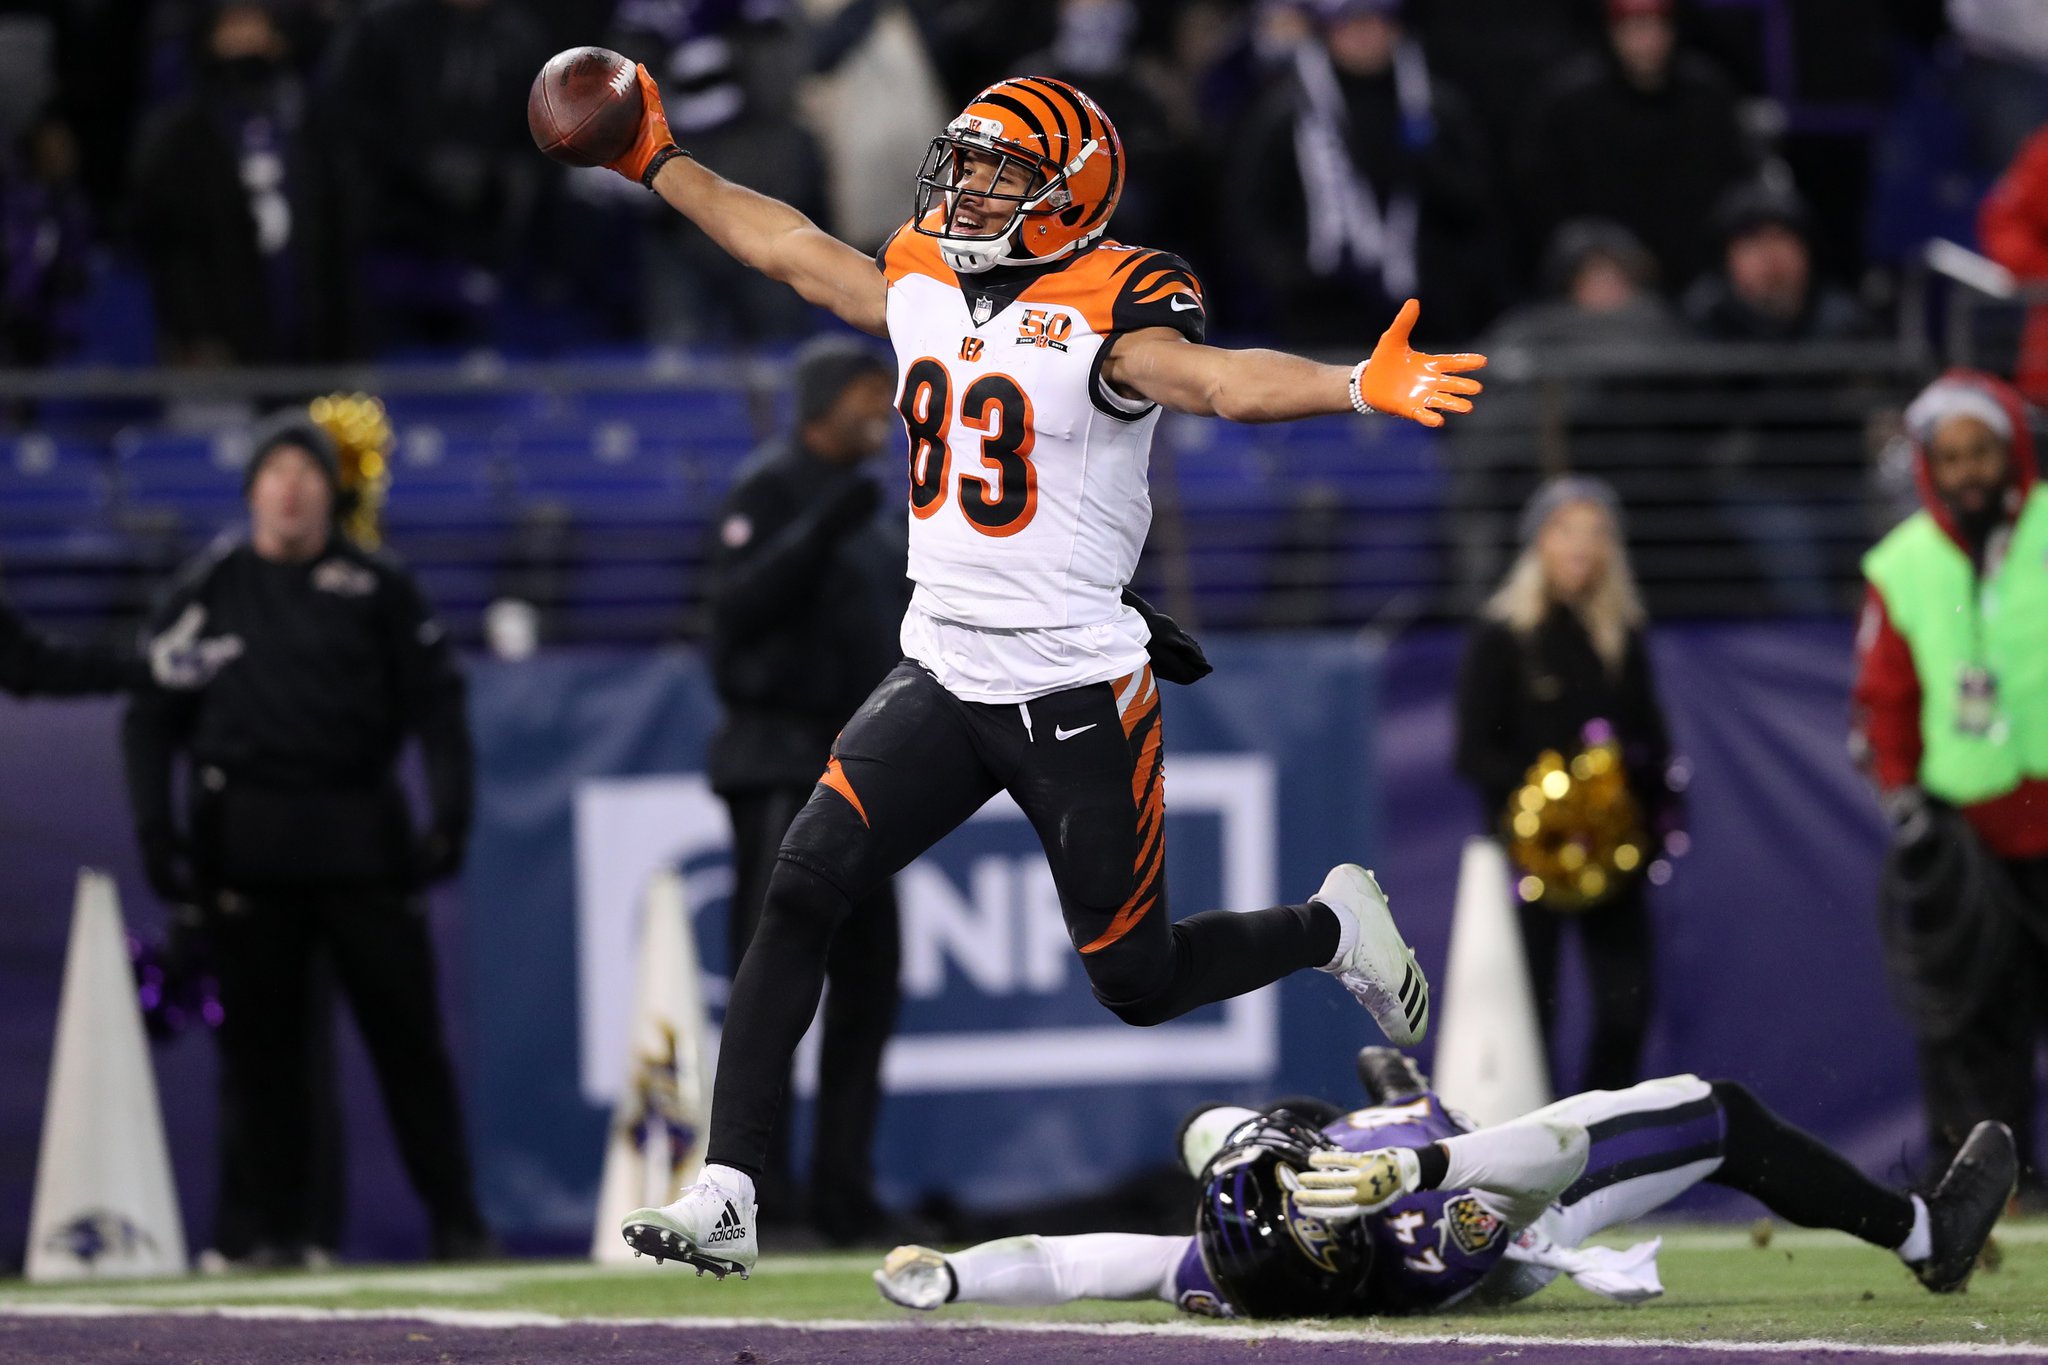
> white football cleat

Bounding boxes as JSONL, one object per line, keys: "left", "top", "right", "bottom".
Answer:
{"left": 620, "top": 1178, "right": 757, "bottom": 1279}
{"left": 1312, "top": 864, "right": 1429, "bottom": 1045}
{"left": 874, "top": 1244, "right": 953, "bottom": 1310}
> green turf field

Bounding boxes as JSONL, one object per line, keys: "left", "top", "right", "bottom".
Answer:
{"left": 2, "top": 1223, "right": 2042, "bottom": 1349}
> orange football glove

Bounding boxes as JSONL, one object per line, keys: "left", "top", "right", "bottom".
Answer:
{"left": 1358, "top": 299, "right": 1486, "bottom": 428}
{"left": 606, "top": 64, "right": 683, "bottom": 187}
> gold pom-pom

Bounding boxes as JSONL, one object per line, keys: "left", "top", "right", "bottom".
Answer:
{"left": 308, "top": 392, "right": 393, "bottom": 548}
{"left": 1504, "top": 738, "right": 1649, "bottom": 913}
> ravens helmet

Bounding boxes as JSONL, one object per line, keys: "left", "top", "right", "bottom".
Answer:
{"left": 1195, "top": 1108, "right": 1375, "bottom": 1318}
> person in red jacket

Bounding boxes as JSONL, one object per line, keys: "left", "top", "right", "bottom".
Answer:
{"left": 1852, "top": 369, "right": 2048, "bottom": 1202}
{"left": 1978, "top": 126, "right": 2048, "bottom": 402}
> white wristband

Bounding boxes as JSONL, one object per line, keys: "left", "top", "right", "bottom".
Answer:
{"left": 1347, "top": 360, "right": 1374, "bottom": 416}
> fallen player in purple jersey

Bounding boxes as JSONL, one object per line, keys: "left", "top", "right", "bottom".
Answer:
{"left": 874, "top": 1050, "right": 2016, "bottom": 1319}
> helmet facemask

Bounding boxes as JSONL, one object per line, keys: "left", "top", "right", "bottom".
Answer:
{"left": 913, "top": 122, "right": 1101, "bottom": 275}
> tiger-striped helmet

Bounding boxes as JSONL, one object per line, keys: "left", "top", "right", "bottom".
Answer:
{"left": 912, "top": 76, "right": 1124, "bottom": 275}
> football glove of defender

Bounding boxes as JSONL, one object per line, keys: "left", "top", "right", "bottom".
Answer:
{"left": 1282, "top": 1146, "right": 1422, "bottom": 1221}
{"left": 606, "top": 64, "right": 690, "bottom": 188}
{"left": 1359, "top": 300, "right": 1485, "bottom": 429}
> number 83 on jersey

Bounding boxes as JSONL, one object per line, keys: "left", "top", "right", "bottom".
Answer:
{"left": 898, "top": 358, "right": 1038, "bottom": 538}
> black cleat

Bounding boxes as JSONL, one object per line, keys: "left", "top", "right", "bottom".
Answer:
{"left": 1914, "top": 1121, "right": 2018, "bottom": 1294}
{"left": 1356, "top": 1045, "right": 1430, "bottom": 1105}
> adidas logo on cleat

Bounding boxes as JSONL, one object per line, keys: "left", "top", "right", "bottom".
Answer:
{"left": 706, "top": 1202, "right": 745, "bottom": 1245}
{"left": 1397, "top": 964, "right": 1426, "bottom": 1030}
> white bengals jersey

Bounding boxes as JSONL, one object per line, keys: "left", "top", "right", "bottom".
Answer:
{"left": 876, "top": 221, "right": 1206, "bottom": 700}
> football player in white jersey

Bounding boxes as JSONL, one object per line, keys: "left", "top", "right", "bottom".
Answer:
{"left": 587, "top": 68, "right": 1486, "bottom": 1277}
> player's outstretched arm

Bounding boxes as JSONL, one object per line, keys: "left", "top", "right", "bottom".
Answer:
{"left": 1290, "top": 1115, "right": 1589, "bottom": 1227}
{"left": 1102, "top": 299, "right": 1484, "bottom": 427}
{"left": 607, "top": 66, "right": 887, "bottom": 337}
{"left": 875, "top": 1235, "right": 1189, "bottom": 1311}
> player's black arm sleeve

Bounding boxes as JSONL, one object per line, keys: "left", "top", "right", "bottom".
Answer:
{"left": 1453, "top": 620, "right": 1530, "bottom": 813}
{"left": 708, "top": 479, "right": 859, "bottom": 641}
{"left": 0, "top": 597, "right": 148, "bottom": 697}
{"left": 386, "top": 570, "right": 475, "bottom": 857}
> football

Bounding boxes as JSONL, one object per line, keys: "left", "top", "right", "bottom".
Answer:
{"left": 528, "top": 46, "right": 643, "bottom": 168}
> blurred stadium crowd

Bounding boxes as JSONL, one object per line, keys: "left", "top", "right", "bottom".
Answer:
{"left": 0, "top": 0, "right": 2041, "bottom": 363}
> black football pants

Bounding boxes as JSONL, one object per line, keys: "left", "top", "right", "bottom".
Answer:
{"left": 706, "top": 661, "right": 1338, "bottom": 1181}
{"left": 209, "top": 889, "right": 487, "bottom": 1253}
{"left": 1517, "top": 880, "right": 1653, "bottom": 1094}
{"left": 724, "top": 784, "right": 900, "bottom": 1231}
{"left": 1913, "top": 856, "right": 2048, "bottom": 1190}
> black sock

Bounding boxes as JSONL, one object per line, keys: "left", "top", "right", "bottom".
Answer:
{"left": 1103, "top": 903, "right": 1336, "bottom": 1026}
{"left": 1304, "top": 900, "right": 1342, "bottom": 966}
{"left": 1170, "top": 902, "right": 1333, "bottom": 1009}
{"left": 1707, "top": 1081, "right": 1914, "bottom": 1248}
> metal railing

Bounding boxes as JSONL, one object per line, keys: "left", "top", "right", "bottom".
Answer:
{"left": 0, "top": 339, "right": 1936, "bottom": 645}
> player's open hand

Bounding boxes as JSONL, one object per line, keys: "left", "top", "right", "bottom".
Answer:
{"left": 606, "top": 64, "right": 679, "bottom": 186}
{"left": 1359, "top": 299, "right": 1485, "bottom": 428}
{"left": 1282, "top": 1147, "right": 1422, "bottom": 1220}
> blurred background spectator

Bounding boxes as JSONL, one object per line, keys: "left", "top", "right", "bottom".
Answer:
{"left": 1230, "top": 0, "right": 1499, "bottom": 347}
{"left": 1978, "top": 122, "right": 2048, "bottom": 400}
{"left": 605, "top": 0, "right": 821, "bottom": 344}
{"left": 1946, "top": 0, "right": 2048, "bottom": 172}
{"left": 131, "top": 0, "right": 362, "bottom": 366}
{"left": 1484, "top": 218, "right": 1679, "bottom": 352}
{"left": 1683, "top": 182, "right": 1871, "bottom": 343}
{"left": 0, "top": 105, "right": 92, "bottom": 367}
{"left": 1454, "top": 477, "right": 1674, "bottom": 1095}
{"left": 325, "top": 0, "right": 549, "bottom": 350}
{"left": 1516, "top": 0, "right": 1757, "bottom": 305}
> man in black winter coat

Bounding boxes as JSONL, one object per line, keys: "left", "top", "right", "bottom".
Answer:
{"left": 706, "top": 337, "right": 909, "bottom": 1245}
{"left": 1229, "top": 0, "right": 1500, "bottom": 347}
{"left": 130, "top": 1, "right": 361, "bottom": 365}
{"left": 122, "top": 412, "right": 490, "bottom": 1265}
{"left": 1515, "top": 0, "right": 1757, "bottom": 302}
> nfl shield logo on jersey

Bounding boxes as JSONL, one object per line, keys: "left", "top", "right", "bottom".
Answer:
{"left": 972, "top": 295, "right": 994, "bottom": 326}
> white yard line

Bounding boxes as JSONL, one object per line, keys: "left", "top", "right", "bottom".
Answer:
{"left": 0, "top": 1301, "right": 2042, "bottom": 1357}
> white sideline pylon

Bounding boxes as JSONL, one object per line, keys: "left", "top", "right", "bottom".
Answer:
{"left": 25, "top": 870, "right": 187, "bottom": 1280}
{"left": 590, "top": 866, "right": 713, "bottom": 1264}
{"left": 1430, "top": 838, "right": 1551, "bottom": 1128}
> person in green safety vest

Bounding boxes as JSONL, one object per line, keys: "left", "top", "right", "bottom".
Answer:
{"left": 1852, "top": 369, "right": 2048, "bottom": 1210}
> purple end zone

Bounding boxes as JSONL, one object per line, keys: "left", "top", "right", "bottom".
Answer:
{"left": 0, "top": 1314, "right": 2026, "bottom": 1365}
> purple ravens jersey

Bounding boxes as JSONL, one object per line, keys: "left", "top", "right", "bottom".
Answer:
{"left": 1174, "top": 1094, "right": 1512, "bottom": 1319}
{"left": 1323, "top": 1095, "right": 1512, "bottom": 1314}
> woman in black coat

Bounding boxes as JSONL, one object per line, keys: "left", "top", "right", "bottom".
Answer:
{"left": 1454, "top": 476, "right": 1673, "bottom": 1093}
